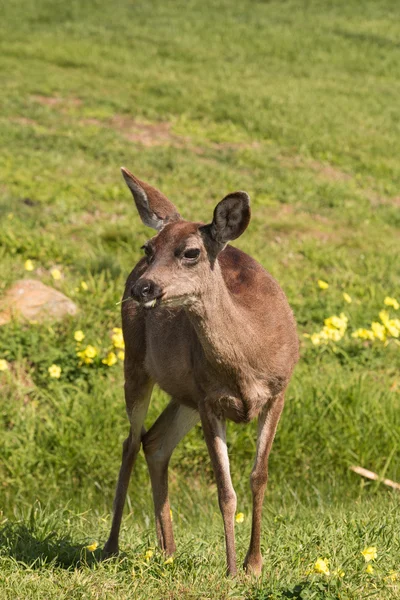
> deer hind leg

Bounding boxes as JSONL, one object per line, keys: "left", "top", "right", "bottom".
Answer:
{"left": 142, "top": 401, "right": 199, "bottom": 555}
{"left": 103, "top": 377, "right": 153, "bottom": 557}
{"left": 199, "top": 404, "right": 237, "bottom": 576}
{"left": 244, "top": 392, "right": 285, "bottom": 575}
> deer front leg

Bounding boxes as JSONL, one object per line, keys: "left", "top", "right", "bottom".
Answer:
{"left": 244, "top": 393, "right": 285, "bottom": 575}
{"left": 103, "top": 377, "right": 153, "bottom": 557}
{"left": 199, "top": 404, "right": 237, "bottom": 576}
{"left": 142, "top": 401, "right": 199, "bottom": 555}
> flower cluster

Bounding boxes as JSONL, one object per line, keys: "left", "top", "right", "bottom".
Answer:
{"left": 307, "top": 286, "right": 399, "bottom": 347}
{"left": 311, "top": 545, "right": 388, "bottom": 579}
{"left": 75, "top": 280, "right": 88, "bottom": 292}
{"left": 75, "top": 328, "right": 125, "bottom": 368}
{"left": 45, "top": 327, "right": 125, "bottom": 380}
{"left": 77, "top": 344, "right": 98, "bottom": 365}
{"left": 352, "top": 307, "right": 400, "bottom": 343}
{"left": 309, "top": 313, "right": 348, "bottom": 346}
{"left": 111, "top": 327, "right": 124, "bottom": 350}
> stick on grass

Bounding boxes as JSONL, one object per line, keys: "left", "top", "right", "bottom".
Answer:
{"left": 350, "top": 466, "right": 400, "bottom": 490}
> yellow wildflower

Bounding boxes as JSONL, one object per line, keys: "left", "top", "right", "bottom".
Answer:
{"left": 384, "top": 297, "right": 399, "bottom": 310}
{"left": 361, "top": 546, "right": 377, "bottom": 562}
{"left": 50, "top": 268, "right": 62, "bottom": 280}
{"left": 0, "top": 359, "right": 9, "bottom": 371}
{"left": 343, "top": 293, "right": 352, "bottom": 304}
{"left": 74, "top": 330, "right": 85, "bottom": 342}
{"left": 145, "top": 549, "right": 154, "bottom": 561}
{"left": 386, "top": 319, "right": 400, "bottom": 338}
{"left": 102, "top": 352, "right": 117, "bottom": 367}
{"left": 112, "top": 328, "right": 125, "bottom": 350}
{"left": 387, "top": 571, "right": 398, "bottom": 582}
{"left": 84, "top": 345, "right": 97, "bottom": 358}
{"left": 366, "top": 564, "right": 374, "bottom": 574}
{"left": 309, "top": 312, "right": 348, "bottom": 346}
{"left": 235, "top": 512, "right": 244, "bottom": 524}
{"left": 324, "top": 313, "right": 348, "bottom": 332}
{"left": 48, "top": 364, "right": 61, "bottom": 378}
{"left": 86, "top": 541, "right": 98, "bottom": 552}
{"left": 77, "top": 345, "right": 97, "bottom": 364}
{"left": 371, "top": 322, "right": 386, "bottom": 342}
{"left": 81, "top": 281, "right": 88, "bottom": 291}
{"left": 314, "top": 558, "right": 330, "bottom": 575}
{"left": 117, "top": 350, "right": 125, "bottom": 361}
{"left": 321, "top": 326, "right": 342, "bottom": 342}
{"left": 170, "top": 508, "right": 173, "bottom": 522}
{"left": 318, "top": 280, "right": 329, "bottom": 290}
{"left": 311, "top": 333, "right": 321, "bottom": 345}
{"left": 352, "top": 328, "right": 374, "bottom": 340}
{"left": 24, "top": 259, "right": 34, "bottom": 271}
{"left": 379, "top": 310, "right": 390, "bottom": 326}
{"left": 164, "top": 556, "right": 174, "bottom": 565}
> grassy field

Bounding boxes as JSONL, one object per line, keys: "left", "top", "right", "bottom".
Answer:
{"left": 0, "top": 0, "right": 400, "bottom": 597}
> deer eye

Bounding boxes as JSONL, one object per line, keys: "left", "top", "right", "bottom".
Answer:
{"left": 183, "top": 248, "right": 200, "bottom": 261}
{"left": 141, "top": 244, "right": 154, "bottom": 261}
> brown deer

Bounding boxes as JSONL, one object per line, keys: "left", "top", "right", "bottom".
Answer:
{"left": 103, "top": 167, "right": 299, "bottom": 575}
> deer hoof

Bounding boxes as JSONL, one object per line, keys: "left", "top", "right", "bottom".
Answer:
{"left": 102, "top": 541, "right": 119, "bottom": 559}
{"left": 243, "top": 553, "right": 263, "bottom": 576}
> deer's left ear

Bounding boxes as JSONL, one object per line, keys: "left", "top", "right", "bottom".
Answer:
{"left": 201, "top": 192, "right": 251, "bottom": 251}
{"left": 121, "top": 167, "right": 181, "bottom": 231}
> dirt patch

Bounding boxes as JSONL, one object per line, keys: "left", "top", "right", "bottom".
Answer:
{"left": 31, "top": 95, "right": 82, "bottom": 107}
{"left": 79, "top": 113, "right": 260, "bottom": 151}
{"left": 78, "top": 114, "right": 189, "bottom": 148}
{"left": 9, "top": 117, "right": 38, "bottom": 127}
{"left": 80, "top": 118, "right": 103, "bottom": 127}
{"left": 378, "top": 195, "right": 400, "bottom": 208}
{"left": 364, "top": 190, "right": 400, "bottom": 208}
{"left": 77, "top": 210, "right": 122, "bottom": 225}
{"left": 261, "top": 205, "right": 344, "bottom": 244}
{"left": 310, "top": 161, "right": 352, "bottom": 182}
{"left": 279, "top": 155, "right": 352, "bottom": 182}
{"left": 111, "top": 115, "right": 187, "bottom": 148}
{"left": 30, "top": 94, "right": 259, "bottom": 151}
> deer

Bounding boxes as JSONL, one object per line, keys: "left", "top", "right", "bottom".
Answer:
{"left": 102, "top": 167, "right": 299, "bottom": 576}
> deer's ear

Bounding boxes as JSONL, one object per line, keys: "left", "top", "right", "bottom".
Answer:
{"left": 202, "top": 192, "right": 251, "bottom": 250}
{"left": 121, "top": 167, "right": 181, "bottom": 231}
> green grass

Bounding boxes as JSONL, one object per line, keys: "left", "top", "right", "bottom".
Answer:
{"left": 0, "top": 0, "right": 400, "bottom": 597}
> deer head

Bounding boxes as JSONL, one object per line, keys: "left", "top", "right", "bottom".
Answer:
{"left": 121, "top": 167, "right": 251, "bottom": 309}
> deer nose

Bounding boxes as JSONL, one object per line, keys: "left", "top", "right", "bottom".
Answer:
{"left": 131, "top": 279, "right": 162, "bottom": 302}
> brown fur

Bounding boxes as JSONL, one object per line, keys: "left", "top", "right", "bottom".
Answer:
{"left": 103, "top": 170, "right": 299, "bottom": 576}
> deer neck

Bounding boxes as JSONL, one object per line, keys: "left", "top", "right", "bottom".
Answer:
{"left": 185, "top": 263, "right": 248, "bottom": 374}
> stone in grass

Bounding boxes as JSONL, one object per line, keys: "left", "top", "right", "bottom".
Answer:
{"left": 0, "top": 279, "right": 78, "bottom": 326}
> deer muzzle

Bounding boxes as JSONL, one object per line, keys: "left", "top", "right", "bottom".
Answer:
{"left": 131, "top": 278, "right": 163, "bottom": 308}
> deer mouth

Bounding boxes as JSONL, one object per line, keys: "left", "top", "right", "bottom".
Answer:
{"left": 143, "top": 298, "right": 159, "bottom": 309}
{"left": 159, "top": 294, "right": 197, "bottom": 308}
{"left": 140, "top": 294, "right": 197, "bottom": 310}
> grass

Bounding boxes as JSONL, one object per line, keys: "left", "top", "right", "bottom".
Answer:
{"left": 0, "top": 0, "right": 399, "bottom": 597}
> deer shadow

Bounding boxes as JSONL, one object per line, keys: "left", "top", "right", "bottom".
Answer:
{"left": 247, "top": 579, "right": 334, "bottom": 600}
{"left": 0, "top": 521, "right": 101, "bottom": 569}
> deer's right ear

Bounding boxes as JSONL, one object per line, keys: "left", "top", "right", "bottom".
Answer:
{"left": 121, "top": 167, "right": 181, "bottom": 231}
